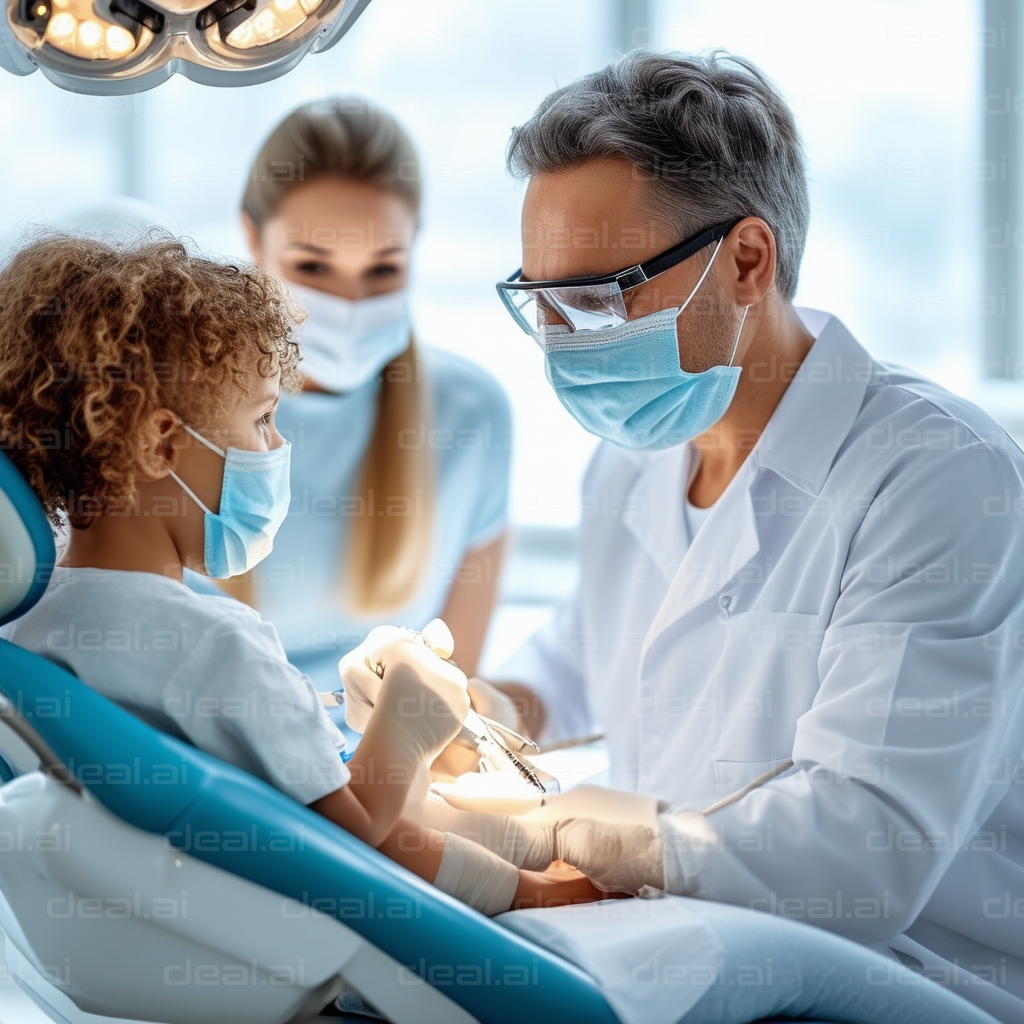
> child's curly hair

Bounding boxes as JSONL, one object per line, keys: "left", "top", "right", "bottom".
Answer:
{"left": 0, "top": 233, "right": 302, "bottom": 528}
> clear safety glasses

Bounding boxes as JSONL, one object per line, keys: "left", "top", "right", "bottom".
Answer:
{"left": 0, "top": 0, "right": 370, "bottom": 93}
{"left": 496, "top": 217, "right": 742, "bottom": 338}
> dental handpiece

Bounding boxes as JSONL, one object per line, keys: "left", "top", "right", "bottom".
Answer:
{"left": 458, "top": 707, "right": 548, "bottom": 791}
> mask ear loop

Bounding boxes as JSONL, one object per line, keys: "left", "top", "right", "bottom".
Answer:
{"left": 728, "top": 305, "right": 751, "bottom": 368}
{"left": 677, "top": 236, "right": 725, "bottom": 316}
{"left": 168, "top": 422, "right": 225, "bottom": 516}
{"left": 182, "top": 423, "right": 226, "bottom": 458}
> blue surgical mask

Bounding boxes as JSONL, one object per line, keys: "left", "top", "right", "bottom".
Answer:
{"left": 290, "top": 282, "right": 411, "bottom": 393}
{"left": 170, "top": 425, "right": 292, "bottom": 579}
{"left": 541, "top": 240, "right": 749, "bottom": 449}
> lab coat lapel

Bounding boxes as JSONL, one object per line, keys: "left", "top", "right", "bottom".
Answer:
{"left": 621, "top": 445, "right": 693, "bottom": 581}
{"left": 638, "top": 309, "right": 870, "bottom": 659}
{"left": 643, "top": 461, "right": 761, "bottom": 656}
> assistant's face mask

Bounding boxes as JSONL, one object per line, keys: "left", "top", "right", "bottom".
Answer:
{"left": 170, "top": 425, "right": 292, "bottom": 579}
{"left": 290, "top": 281, "right": 411, "bottom": 393}
{"left": 541, "top": 239, "right": 749, "bottom": 450}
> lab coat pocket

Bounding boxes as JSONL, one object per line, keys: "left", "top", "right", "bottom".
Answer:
{"left": 711, "top": 610, "right": 823, "bottom": 770}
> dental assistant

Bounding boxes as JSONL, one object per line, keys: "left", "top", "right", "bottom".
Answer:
{"left": 234, "top": 98, "right": 512, "bottom": 690}
{"left": 483, "top": 51, "right": 1024, "bottom": 1021}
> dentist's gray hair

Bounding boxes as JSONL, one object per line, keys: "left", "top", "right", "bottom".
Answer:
{"left": 506, "top": 50, "right": 809, "bottom": 300}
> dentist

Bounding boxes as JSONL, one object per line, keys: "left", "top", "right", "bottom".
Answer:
{"left": 474, "top": 50, "right": 1024, "bottom": 1020}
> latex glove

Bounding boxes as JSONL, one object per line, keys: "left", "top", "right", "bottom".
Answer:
{"left": 338, "top": 619, "right": 457, "bottom": 734}
{"left": 411, "top": 796, "right": 556, "bottom": 871}
{"left": 522, "top": 785, "right": 671, "bottom": 895}
{"left": 466, "top": 677, "right": 520, "bottom": 732}
{"left": 357, "top": 635, "right": 470, "bottom": 767}
{"left": 431, "top": 771, "right": 545, "bottom": 815}
{"left": 552, "top": 817, "right": 664, "bottom": 894}
{"left": 426, "top": 785, "right": 670, "bottom": 876}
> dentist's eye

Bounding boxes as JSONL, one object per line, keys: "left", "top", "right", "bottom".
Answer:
{"left": 295, "top": 260, "right": 329, "bottom": 276}
{"left": 367, "top": 263, "right": 400, "bottom": 279}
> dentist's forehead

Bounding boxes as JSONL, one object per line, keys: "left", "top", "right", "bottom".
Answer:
{"left": 520, "top": 157, "right": 670, "bottom": 280}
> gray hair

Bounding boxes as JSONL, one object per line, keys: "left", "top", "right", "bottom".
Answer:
{"left": 507, "top": 50, "right": 809, "bottom": 300}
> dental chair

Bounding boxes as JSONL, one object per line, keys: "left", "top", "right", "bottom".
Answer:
{"left": 0, "top": 448, "right": 999, "bottom": 1024}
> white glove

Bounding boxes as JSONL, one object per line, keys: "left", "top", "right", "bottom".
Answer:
{"left": 466, "top": 677, "right": 521, "bottom": 732}
{"left": 522, "top": 785, "right": 671, "bottom": 895}
{"left": 338, "top": 619, "right": 458, "bottom": 734}
{"left": 423, "top": 784, "right": 670, "bottom": 878}
{"left": 552, "top": 817, "right": 664, "bottom": 894}
{"left": 356, "top": 635, "right": 470, "bottom": 767}
{"left": 410, "top": 795, "right": 555, "bottom": 870}
{"left": 431, "top": 772, "right": 545, "bottom": 815}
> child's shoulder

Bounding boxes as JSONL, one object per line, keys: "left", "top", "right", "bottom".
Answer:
{"left": 35, "top": 567, "right": 265, "bottom": 636}
{"left": 2, "top": 567, "right": 293, "bottom": 682}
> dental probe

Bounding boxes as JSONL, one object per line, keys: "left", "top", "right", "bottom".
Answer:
{"left": 701, "top": 758, "right": 795, "bottom": 815}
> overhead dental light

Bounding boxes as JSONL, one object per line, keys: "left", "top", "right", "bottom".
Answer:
{"left": 0, "top": 0, "right": 371, "bottom": 93}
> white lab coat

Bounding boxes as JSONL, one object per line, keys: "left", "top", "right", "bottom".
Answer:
{"left": 501, "top": 309, "right": 1024, "bottom": 1021}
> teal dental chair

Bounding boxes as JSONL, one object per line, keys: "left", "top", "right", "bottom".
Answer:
{"left": 0, "top": 449, "right": 1000, "bottom": 1024}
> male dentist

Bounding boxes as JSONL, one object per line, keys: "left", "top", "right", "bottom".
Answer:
{"left": 478, "top": 50, "right": 1024, "bottom": 1020}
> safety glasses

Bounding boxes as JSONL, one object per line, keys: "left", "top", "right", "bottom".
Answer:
{"left": 496, "top": 217, "right": 742, "bottom": 338}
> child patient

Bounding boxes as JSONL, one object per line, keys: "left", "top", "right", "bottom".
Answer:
{"left": 0, "top": 234, "right": 601, "bottom": 915}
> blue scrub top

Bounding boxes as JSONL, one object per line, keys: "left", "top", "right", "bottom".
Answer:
{"left": 253, "top": 347, "right": 511, "bottom": 691}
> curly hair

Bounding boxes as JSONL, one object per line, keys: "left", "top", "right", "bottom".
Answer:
{"left": 0, "top": 233, "right": 302, "bottom": 528}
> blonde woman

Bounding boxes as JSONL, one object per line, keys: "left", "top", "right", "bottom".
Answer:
{"left": 233, "top": 98, "right": 512, "bottom": 696}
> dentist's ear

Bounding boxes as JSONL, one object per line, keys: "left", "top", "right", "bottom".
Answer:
{"left": 728, "top": 217, "right": 776, "bottom": 308}
{"left": 136, "top": 409, "right": 182, "bottom": 482}
{"left": 241, "top": 210, "right": 261, "bottom": 264}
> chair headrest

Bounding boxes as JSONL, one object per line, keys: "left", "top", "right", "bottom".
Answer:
{"left": 0, "top": 451, "right": 55, "bottom": 626}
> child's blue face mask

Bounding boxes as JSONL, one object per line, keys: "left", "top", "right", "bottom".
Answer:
{"left": 170, "top": 425, "right": 292, "bottom": 579}
{"left": 540, "top": 239, "right": 749, "bottom": 450}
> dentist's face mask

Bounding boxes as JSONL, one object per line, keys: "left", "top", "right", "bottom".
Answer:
{"left": 290, "top": 281, "right": 411, "bottom": 393}
{"left": 170, "top": 425, "right": 292, "bottom": 579}
{"left": 541, "top": 239, "right": 749, "bottom": 450}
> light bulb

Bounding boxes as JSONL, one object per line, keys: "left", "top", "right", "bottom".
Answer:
{"left": 251, "top": 8, "right": 278, "bottom": 38}
{"left": 105, "top": 24, "right": 134, "bottom": 53}
{"left": 221, "top": 0, "right": 325, "bottom": 50}
{"left": 77, "top": 19, "right": 101, "bottom": 47}
{"left": 224, "top": 19, "right": 254, "bottom": 46}
{"left": 46, "top": 11, "right": 76, "bottom": 37}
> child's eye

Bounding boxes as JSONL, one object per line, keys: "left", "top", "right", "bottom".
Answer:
{"left": 258, "top": 411, "right": 273, "bottom": 427}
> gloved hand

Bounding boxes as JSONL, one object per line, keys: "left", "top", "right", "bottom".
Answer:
{"left": 410, "top": 794, "right": 556, "bottom": 870}
{"left": 520, "top": 785, "right": 672, "bottom": 895}
{"left": 431, "top": 771, "right": 545, "bottom": 815}
{"left": 338, "top": 619, "right": 458, "bottom": 734}
{"left": 424, "top": 784, "right": 668, "bottom": 880}
{"left": 466, "top": 677, "right": 521, "bottom": 732}
{"left": 552, "top": 817, "right": 664, "bottom": 894}
{"left": 354, "top": 626, "right": 470, "bottom": 768}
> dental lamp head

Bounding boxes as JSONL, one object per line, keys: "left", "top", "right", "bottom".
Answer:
{"left": 0, "top": 0, "right": 370, "bottom": 94}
